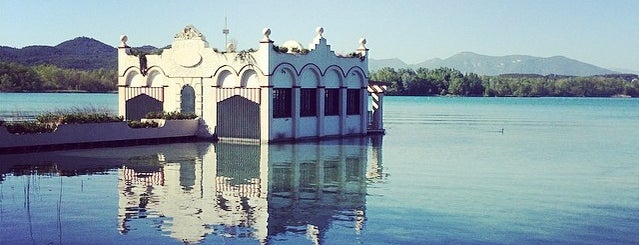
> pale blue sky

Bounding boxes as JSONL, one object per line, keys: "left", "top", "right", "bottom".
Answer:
{"left": 1, "top": 0, "right": 638, "bottom": 71}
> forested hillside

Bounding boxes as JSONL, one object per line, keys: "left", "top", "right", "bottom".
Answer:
{"left": 370, "top": 67, "right": 639, "bottom": 97}
{"left": 0, "top": 62, "right": 116, "bottom": 92}
{"left": 0, "top": 37, "right": 134, "bottom": 92}
{"left": 0, "top": 37, "right": 116, "bottom": 70}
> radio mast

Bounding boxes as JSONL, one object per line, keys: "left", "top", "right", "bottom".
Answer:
{"left": 222, "top": 16, "right": 230, "bottom": 45}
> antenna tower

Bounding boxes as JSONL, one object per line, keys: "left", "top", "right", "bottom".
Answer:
{"left": 223, "top": 16, "right": 230, "bottom": 45}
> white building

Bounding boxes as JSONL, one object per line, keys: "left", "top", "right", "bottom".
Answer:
{"left": 118, "top": 25, "right": 385, "bottom": 143}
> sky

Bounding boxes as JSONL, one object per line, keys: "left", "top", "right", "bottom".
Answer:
{"left": 1, "top": 0, "right": 638, "bottom": 71}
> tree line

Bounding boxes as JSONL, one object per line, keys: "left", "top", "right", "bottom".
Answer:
{"left": 0, "top": 62, "right": 116, "bottom": 92}
{"left": 371, "top": 67, "right": 639, "bottom": 97}
{"left": 2, "top": 62, "right": 638, "bottom": 97}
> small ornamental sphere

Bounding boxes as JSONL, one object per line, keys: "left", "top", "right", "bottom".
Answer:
{"left": 120, "top": 35, "right": 128, "bottom": 43}
{"left": 262, "top": 28, "right": 271, "bottom": 37}
{"left": 359, "top": 37, "right": 367, "bottom": 46}
{"left": 316, "top": 26, "right": 324, "bottom": 36}
{"left": 227, "top": 42, "right": 235, "bottom": 52}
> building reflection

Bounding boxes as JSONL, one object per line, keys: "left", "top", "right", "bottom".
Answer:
{"left": 117, "top": 136, "right": 384, "bottom": 244}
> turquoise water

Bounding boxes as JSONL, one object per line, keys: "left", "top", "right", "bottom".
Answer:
{"left": 0, "top": 92, "right": 117, "bottom": 120}
{"left": 0, "top": 93, "right": 638, "bottom": 244}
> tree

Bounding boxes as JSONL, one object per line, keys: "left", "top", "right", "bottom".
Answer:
{"left": 0, "top": 62, "right": 117, "bottom": 92}
{"left": 370, "top": 67, "right": 403, "bottom": 95}
{"left": 465, "top": 73, "right": 484, "bottom": 96}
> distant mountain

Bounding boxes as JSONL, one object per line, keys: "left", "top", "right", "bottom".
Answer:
{"left": 0, "top": 37, "right": 117, "bottom": 70}
{"left": 612, "top": 67, "right": 639, "bottom": 75}
{"left": 1, "top": 37, "right": 623, "bottom": 76}
{"left": 132, "top": 45, "right": 160, "bottom": 53}
{"left": 368, "top": 58, "right": 409, "bottom": 71}
{"left": 371, "top": 52, "right": 619, "bottom": 76}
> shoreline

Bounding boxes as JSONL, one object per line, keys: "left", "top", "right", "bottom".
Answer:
{"left": 0, "top": 91, "right": 634, "bottom": 98}
{"left": 0, "top": 90, "right": 117, "bottom": 94}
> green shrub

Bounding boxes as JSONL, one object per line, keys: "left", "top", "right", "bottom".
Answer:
{"left": 4, "top": 121, "right": 56, "bottom": 134}
{"left": 273, "top": 45, "right": 288, "bottom": 53}
{"left": 127, "top": 120, "right": 159, "bottom": 128}
{"left": 36, "top": 112, "right": 61, "bottom": 124}
{"left": 144, "top": 111, "right": 197, "bottom": 120}
{"left": 4, "top": 109, "right": 123, "bottom": 134}
{"left": 37, "top": 108, "right": 123, "bottom": 124}
{"left": 58, "top": 112, "right": 123, "bottom": 124}
{"left": 290, "top": 47, "right": 310, "bottom": 54}
{"left": 144, "top": 111, "right": 165, "bottom": 119}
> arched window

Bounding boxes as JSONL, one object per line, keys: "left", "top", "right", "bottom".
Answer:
{"left": 181, "top": 85, "right": 196, "bottom": 114}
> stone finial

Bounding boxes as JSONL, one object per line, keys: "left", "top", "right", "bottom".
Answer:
{"left": 226, "top": 42, "right": 236, "bottom": 52}
{"left": 316, "top": 26, "right": 324, "bottom": 38}
{"left": 261, "top": 28, "right": 271, "bottom": 42}
{"left": 358, "top": 37, "right": 368, "bottom": 50}
{"left": 120, "top": 35, "right": 128, "bottom": 47}
{"left": 174, "top": 25, "right": 206, "bottom": 41}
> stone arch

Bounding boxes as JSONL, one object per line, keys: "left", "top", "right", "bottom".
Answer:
{"left": 345, "top": 68, "right": 366, "bottom": 88}
{"left": 240, "top": 69, "right": 260, "bottom": 88}
{"left": 126, "top": 70, "right": 145, "bottom": 87}
{"left": 180, "top": 85, "right": 196, "bottom": 113}
{"left": 146, "top": 69, "right": 166, "bottom": 87}
{"left": 323, "top": 68, "right": 343, "bottom": 88}
{"left": 272, "top": 67, "right": 296, "bottom": 87}
{"left": 217, "top": 70, "right": 237, "bottom": 88}
{"left": 299, "top": 66, "right": 321, "bottom": 88}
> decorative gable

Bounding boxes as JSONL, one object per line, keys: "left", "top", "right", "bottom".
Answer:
{"left": 174, "top": 25, "right": 206, "bottom": 41}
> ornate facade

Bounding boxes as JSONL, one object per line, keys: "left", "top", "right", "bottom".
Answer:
{"left": 118, "top": 25, "right": 385, "bottom": 143}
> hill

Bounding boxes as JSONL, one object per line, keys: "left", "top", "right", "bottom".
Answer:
{"left": 0, "top": 37, "right": 623, "bottom": 76}
{"left": 0, "top": 37, "right": 117, "bottom": 70}
{"left": 368, "top": 58, "right": 409, "bottom": 71}
{"left": 371, "top": 52, "right": 618, "bottom": 76}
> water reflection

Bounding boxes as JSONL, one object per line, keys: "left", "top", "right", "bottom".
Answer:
{"left": 115, "top": 137, "right": 384, "bottom": 244}
{"left": 0, "top": 136, "right": 384, "bottom": 244}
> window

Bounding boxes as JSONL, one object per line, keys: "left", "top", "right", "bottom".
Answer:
{"left": 273, "top": 88, "right": 292, "bottom": 118}
{"left": 300, "top": 89, "right": 317, "bottom": 117}
{"left": 324, "top": 89, "right": 339, "bottom": 116}
{"left": 180, "top": 85, "right": 196, "bottom": 114}
{"left": 347, "top": 89, "right": 361, "bottom": 115}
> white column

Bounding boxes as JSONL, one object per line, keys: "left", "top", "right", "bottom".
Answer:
{"left": 208, "top": 85, "right": 219, "bottom": 137}
{"left": 376, "top": 92, "right": 384, "bottom": 130}
{"left": 317, "top": 87, "right": 325, "bottom": 138}
{"left": 359, "top": 87, "right": 367, "bottom": 134}
{"left": 196, "top": 78, "right": 204, "bottom": 118}
{"left": 260, "top": 86, "right": 272, "bottom": 143}
{"left": 293, "top": 86, "right": 301, "bottom": 139}
{"left": 339, "top": 87, "right": 347, "bottom": 135}
{"left": 118, "top": 85, "right": 127, "bottom": 119}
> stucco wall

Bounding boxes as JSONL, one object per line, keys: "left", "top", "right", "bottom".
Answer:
{"left": 345, "top": 115, "right": 364, "bottom": 135}
{"left": 323, "top": 116, "right": 341, "bottom": 136}
{"left": 0, "top": 120, "right": 198, "bottom": 149}
{"left": 298, "top": 117, "right": 318, "bottom": 138}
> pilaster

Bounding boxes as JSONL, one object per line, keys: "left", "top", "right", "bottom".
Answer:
{"left": 318, "top": 87, "right": 326, "bottom": 138}
{"left": 339, "top": 87, "right": 347, "bottom": 136}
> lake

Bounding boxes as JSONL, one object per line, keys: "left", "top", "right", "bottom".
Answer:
{"left": 1, "top": 93, "right": 638, "bottom": 244}
{"left": 0, "top": 92, "right": 118, "bottom": 120}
